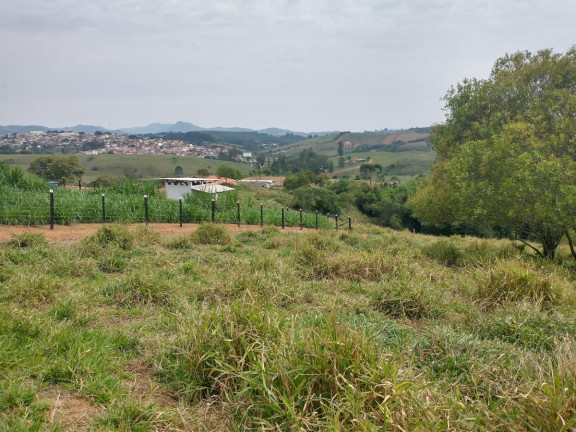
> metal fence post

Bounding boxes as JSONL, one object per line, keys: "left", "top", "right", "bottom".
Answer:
{"left": 300, "top": 209, "right": 303, "bottom": 230}
{"left": 237, "top": 201, "right": 240, "bottom": 227}
{"left": 260, "top": 203, "right": 263, "bottom": 227}
{"left": 281, "top": 207, "right": 285, "bottom": 229}
{"left": 93, "top": 180, "right": 96, "bottom": 190}
{"left": 144, "top": 195, "right": 149, "bottom": 226}
{"left": 335, "top": 214, "right": 339, "bottom": 230}
{"left": 101, "top": 193, "right": 106, "bottom": 223}
{"left": 179, "top": 198, "right": 183, "bottom": 227}
{"left": 211, "top": 199, "right": 215, "bottom": 222}
{"left": 78, "top": 179, "right": 82, "bottom": 190}
{"left": 49, "top": 189, "right": 54, "bottom": 230}
{"left": 348, "top": 216, "right": 352, "bottom": 231}
{"left": 315, "top": 211, "right": 318, "bottom": 230}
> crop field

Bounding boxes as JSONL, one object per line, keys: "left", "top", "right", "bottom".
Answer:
{"left": 0, "top": 185, "right": 332, "bottom": 229}
{"left": 0, "top": 163, "right": 329, "bottom": 229}
{"left": 1, "top": 223, "right": 574, "bottom": 431}
{"left": 0, "top": 154, "right": 249, "bottom": 182}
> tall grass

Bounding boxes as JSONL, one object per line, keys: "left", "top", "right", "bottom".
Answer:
{"left": 1, "top": 224, "right": 574, "bottom": 431}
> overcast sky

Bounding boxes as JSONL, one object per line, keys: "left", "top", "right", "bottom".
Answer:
{"left": 1, "top": 0, "right": 574, "bottom": 132}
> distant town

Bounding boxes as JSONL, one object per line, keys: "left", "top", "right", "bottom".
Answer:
{"left": 0, "top": 130, "right": 258, "bottom": 161}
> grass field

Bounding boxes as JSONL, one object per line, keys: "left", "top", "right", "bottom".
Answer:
{"left": 331, "top": 151, "right": 437, "bottom": 181}
{"left": 277, "top": 131, "right": 431, "bottom": 157}
{"left": 0, "top": 154, "right": 250, "bottom": 182}
{"left": 1, "top": 224, "right": 574, "bottom": 431}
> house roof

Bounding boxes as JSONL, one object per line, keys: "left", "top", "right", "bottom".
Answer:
{"left": 190, "top": 184, "right": 235, "bottom": 194}
{"left": 158, "top": 177, "right": 217, "bottom": 182}
{"left": 206, "top": 175, "right": 238, "bottom": 185}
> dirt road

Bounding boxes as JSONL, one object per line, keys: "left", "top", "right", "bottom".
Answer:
{"left": 0, "top": 223, "right": 312, "bottom": 245}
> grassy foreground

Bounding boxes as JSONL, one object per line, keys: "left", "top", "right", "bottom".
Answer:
{"left": 1, "top": 224, "right": 575, "bottom": 431}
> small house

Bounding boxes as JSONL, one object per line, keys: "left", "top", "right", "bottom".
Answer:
{"left": 159, "top": 177, "right": 219, "bottom": 200}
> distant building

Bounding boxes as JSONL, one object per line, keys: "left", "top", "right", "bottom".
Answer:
{"left": 238, "top": 179, "right": 274, "bottom": 189}
{"left": 158, "top": 177, "right": 219, "bottom": 200}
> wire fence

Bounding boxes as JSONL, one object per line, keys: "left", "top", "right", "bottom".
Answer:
{"left": 0, "top": 188, "right": 351, "bottom": 230}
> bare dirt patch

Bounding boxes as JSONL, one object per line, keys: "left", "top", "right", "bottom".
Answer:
{"left": 40, "top": 387, "right": 102, "bottom": 431}
{"left": 0, "top": 223, "right": 313, "bottom": 246}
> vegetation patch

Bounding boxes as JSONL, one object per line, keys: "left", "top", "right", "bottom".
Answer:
{"left": 5, "top": 232, "right": 48, "bottom": 248}
{"left": 421, "top": 239, "right": 463, "bottom": 267}
{"left": 477, "top": 261, "right": 560, "bottom": 307}
{"left": 191, "top": 223, "right": 232, "bottom": 245}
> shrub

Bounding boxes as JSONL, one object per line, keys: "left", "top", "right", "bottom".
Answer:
{"left": 191, "top": 223, "right": 231, "bottom": 245}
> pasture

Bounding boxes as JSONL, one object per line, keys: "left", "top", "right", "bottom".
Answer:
{"left": 0, "top": 154, "right": 250, "bottom": 182}
{"left": 0, "top": 223, "right": 574, "bottom": 431}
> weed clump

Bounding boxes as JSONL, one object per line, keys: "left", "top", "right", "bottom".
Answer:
{"left": 155, "top": 302, "right": 418, "bottom": 429}
{"left": 422, "top": 239, "right": 463, "bottom": 267}
{"left": 191, "top": 223, "right": 231, "bottom": 245}
{"left": 477, "top": 261, "right": 560, "bottom": 307}
{"left": 5, "top": 233, "right": 48, "bottom": 248}
{"left": 83, "top": 224, "right": 134, "bottom": 251}
{"left": 102, "top": 270, "right": 175, "bottom": 307}
{"left": 294, "top": 233, "right": 397, "bottom": 281}
{"left": 165, "top": 236, "right": 192, "bottom": 250}
{"left": 372, "top": 280, "right": 436, "bottom": 320}
{"left": 132, "top": 225, "right": 161, "bottom": 247}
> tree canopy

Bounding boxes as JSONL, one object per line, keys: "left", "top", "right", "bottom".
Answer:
{"left": 409, "top": 47, "right": 576, "bottom": 260}
{"left": 216, "top": 164, "right": 241, "bottom": 180}
{"left": 28, "top": 155, "right": 85, "bottom": 183}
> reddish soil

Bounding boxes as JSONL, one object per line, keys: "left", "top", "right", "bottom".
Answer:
{"left": 0, "top": 223, "right": 313, "bottom": 245}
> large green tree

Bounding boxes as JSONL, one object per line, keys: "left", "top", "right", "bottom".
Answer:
{"left": 409, "top": 48, "right": 576, "bottom": 260}
{"left": 28, "top": 155, "right": 85, "bottom": 183}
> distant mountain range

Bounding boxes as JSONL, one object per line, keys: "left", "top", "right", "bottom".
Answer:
{"left": 0, "top": 121, "right": 334, "bottom": 137}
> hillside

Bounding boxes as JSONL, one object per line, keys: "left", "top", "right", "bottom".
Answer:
{"left": 261, "top": 130, "right": 436, "bottom": 181}
{"left": 0, "top": 154, "right": 250, "bottom": 182}
{"left": 0, "top": 223, "right": 574, "bottom": 430}
{"left": 273, "top": 130, "right": 432, "bottom": 157}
